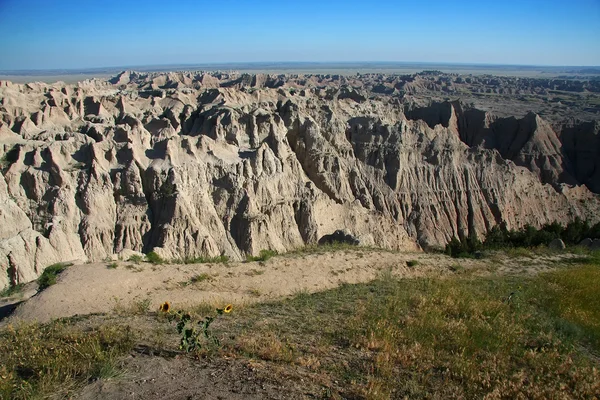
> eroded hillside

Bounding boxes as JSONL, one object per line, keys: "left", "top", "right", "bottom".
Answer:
{"left": 0, "top": 71, "right": 598, "bottom": 289}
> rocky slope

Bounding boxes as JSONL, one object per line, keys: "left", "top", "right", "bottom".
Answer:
{"left": 0, "top": 71, "right": 598, "bottom": 289}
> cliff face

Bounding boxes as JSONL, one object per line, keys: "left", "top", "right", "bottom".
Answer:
{"left": 405, "top": 100, "right": 599, "bottom": 192}
{"left": 0, "top": 72, "right": 598, "bottom": 289}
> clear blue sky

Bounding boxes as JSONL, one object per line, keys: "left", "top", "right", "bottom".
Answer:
{"left": 0, "top": 0, "right": 598, "bottom": 70}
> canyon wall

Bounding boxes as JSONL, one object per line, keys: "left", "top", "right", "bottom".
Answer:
{"left": 0, "top": 72, "right": 598, "bottom": 289}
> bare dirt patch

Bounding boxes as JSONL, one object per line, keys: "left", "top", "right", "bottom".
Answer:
{"left": 4, "top": 249, "right": 576, "bottom": 325}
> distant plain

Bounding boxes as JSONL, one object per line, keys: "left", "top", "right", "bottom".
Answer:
{"left": 1, "top": 62, "right": 599, "bottom": 83}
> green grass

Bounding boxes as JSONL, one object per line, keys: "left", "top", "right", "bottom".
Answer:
{"left": 285, "top": 242, "right": 387, "bottom": 257}
{"left": 207, "top": 262, "right": 600, "bottom": 399}
{"left": 106, "top": 262, "right": 118, "bottom": 269}
{"left": 245, "top": 269, "right": 265, "bottom": 276}
{"left": 178, "top": 273, "right": 214, "bottom": 287}
{"left": 174, "top": 255, "right": 229, "bottom": 264}
{"left": 190, "top": 273, "right": 211, "bottom": 283}
{"left": 0, "top": 321, "right": 135, "bottom": 399}
{"left": 127, "top": 254, "right": 144, "bottom": 264}
{"left": 536, "top": 264, "right": 600, "bottom": 349}
{"left": 145, "top": 251, "right": 164, "bottom": 265}
{"left": 246, "top": 249, "right": 278, "bottom": 262}
{"left": 0, "top": 283, "right": 24, "bottom": 297}
{"left": 406, "top": 259, "right": 419, "bottom": 267}
{"left": 37, "top": 263, "right": 72, "bottom": 291}
{"left": 4, "top": 251, "right": 600, "bottom": 399}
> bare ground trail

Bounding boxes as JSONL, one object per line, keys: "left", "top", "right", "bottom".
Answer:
{"left": 3, "top": 249, "right": 567, "bottom": 325}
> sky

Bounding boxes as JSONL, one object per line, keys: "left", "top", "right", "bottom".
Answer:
{"left": 0, "top": 0, "right": 599, "bottom": 70}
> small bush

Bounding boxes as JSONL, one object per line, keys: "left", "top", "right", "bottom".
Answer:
{"left": 190, "top": 273, "right": 211, "bottom": 283}
{"left": 37, "top": 263, "right": 72, "bottom": 291}
{"left": 445, "top": 234, "right": 481, "bottom": 258}
{"left": 176, "top": 255, "right": 229, "bottom": 264}
{"left": 127, "top": 254, "right": 144, "bottom": 264}
{"left": 246, "top": 249, "right": 277, "bottom": 262}
{"left": 445, "top": 219, "right": 600, "bottom": 257}
{"left": 406, "top": 260, "right": 419, "bottom": 267}
{"left": 133, "top": 298, "right": 151, "bottom": 314}
{"left": 0, "top": 283, "right": 24, "bottom": 298}
{"left": 448, "top": 263, "right": 465, "bottom": 273}
{"left": 145, "top": 251, "right": 164, "bottom": 265}
{"left": 106, "top": 262, "right": 118, "bottom": 269}
{"left": 160, "top": 303, "right": 233, "bottom": 352}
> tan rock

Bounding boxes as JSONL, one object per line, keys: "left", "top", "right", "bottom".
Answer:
{"left": 0, "top": 72, "right": 598, "bottom": 290}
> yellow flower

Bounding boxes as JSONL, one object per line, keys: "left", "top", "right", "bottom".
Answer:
{"left": 224, "top": 304, "right": 233, "bottom": 313}
{"left": 159, "top": 301, "right": 171, "bottom": 313}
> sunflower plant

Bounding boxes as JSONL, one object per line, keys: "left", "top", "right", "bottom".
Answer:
{"left": 159, "top": 302, "right": 232, "bottom": 352}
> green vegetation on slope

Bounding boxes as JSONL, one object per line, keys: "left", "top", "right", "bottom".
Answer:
{"left": 1, "top": 252, "right": 599, "bottom": 399}
{"left": 246, "top": 249, "right": 278, "bottom": 262}
{"left": 0, "top": 283, "right": 24, "bottom": 298}
{"left": 210, "top": 259, "right": 600, "bottom": 398}
{"left": 0, "top": 322, "right": 135, "bottom": 399}
{"left": 445, "top": 218, "right": 600, "bottom": 258}
{"left": 37, "top": 263, "right": 72, "bottom": 291}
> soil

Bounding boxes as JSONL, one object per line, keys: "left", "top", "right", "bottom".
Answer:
{"left": 2, "top": 249, "right": 570, "bottom": 325}
{"left": 76, "top": 354, "right": 320, "bottom": 400}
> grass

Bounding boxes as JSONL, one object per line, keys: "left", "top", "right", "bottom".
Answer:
{"left": 0, "top": 283, "right": 24, "bottom": 298}
{"left": 537, "top": 264, "right": 600, "bottom": 349}
{"left": 285, "top": 242, "right": 387, "bottom": 257}
{"left": 190, "top": 273, "right": 212, "bottom": 283}
{"left": 132, "top": 253, "right": 230, "bottom": 265}
{"left": 206, "top": 261, "right": 600, "bottom": 399}
{"left": 113, "top": 297, "right": 152, "bottom": 315}
{"left": 145, "top": 251, "right": 164, "bottom": 265}
{"left": 448, "top": 263, "right": 465, "bottom": 273}
{"left": 174, "top": 255, "right": 229, "bottom": 264}
{"left": 245, "top": 269, "right": 265, "bottom": 276}
{"left": 246, "top": 249, "right": 278, "bottom": 262}
{"left": 37, "top": 263, "right": 72, "bottom": 291}
{"left": 127, "top": 254, "right": 144, "bottom": 264}
{"left": 106, "top": 262, "right": 118, "bottom": 269}
{"left": 406, "top": 259, "right": 419, "bottom": 267}
{"left": 0, "top": 321, "right": 135, "bottom": 399}
{"left": 178, "top": 273, "right": 215, "bottom": 287}
{"left": 247, "top": 288, "right": 262, "bottom": 297}
{"left": 3, "top": 250, "right": 600, "bottom": 399}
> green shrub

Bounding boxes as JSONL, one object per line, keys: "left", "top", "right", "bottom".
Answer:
{"left": 0, "top": 283, "right": 24, "bottom": 298}
{"left": 246, "top": 249, "right": 278, "bottom": 262}
{"left": 160, "top": 303, "right": 233, "bottom": 352}
{"left": 145, "top": 251, "right": 164, "bottom": 264}
{"left": 106, "top": 262, "right": 118, "bottom": 269}
{"left": 190, "top": 273, "right": 211, "bottom": 284}
{"left": 406, "top": 260, "right": 419, "bottom": 267}
{"left": 127, "top": 254, "right": 144, "bottom": 264}
{"left": 176, "top": 255, "right": 229, "bottom": 264}
{"left": 446, "top": 219, "right": 600, "bottom": 257}
{"left": 563, "top": 218, "right": 590, "bottom": 244}
{"left": 445, "top": 234, "right": 481, "bottom": 258}
{"left": 37, "top": 263, "right": 72, "bottom": 291}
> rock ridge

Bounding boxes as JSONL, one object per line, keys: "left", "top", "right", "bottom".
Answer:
{"left": 0, "top": 71, "right": 598, "bottom": 289}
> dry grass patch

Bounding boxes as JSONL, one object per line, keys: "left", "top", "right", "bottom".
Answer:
{"left": 0, "top": 321, "right": 135, "bottom": 399}
{"left": 205, "top": 264, "right": 600, "bottom": 399}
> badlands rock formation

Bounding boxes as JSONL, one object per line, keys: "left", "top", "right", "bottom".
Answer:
{"left": 0, "top": 71, "right": 599, "bottom": 289}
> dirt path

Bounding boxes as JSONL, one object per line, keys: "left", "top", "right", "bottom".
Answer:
{"left": 3, "top": 249, "right": 571, "bottom": 324}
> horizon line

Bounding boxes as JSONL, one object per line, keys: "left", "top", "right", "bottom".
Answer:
{"left": 1, "top": 61, "right": 600, "bottom": 76}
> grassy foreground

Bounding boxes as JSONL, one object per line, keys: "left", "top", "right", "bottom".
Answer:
{"left": 0, "top": 323, "right": 134, "bottom": 399}
{"left": 212, "top": 265, "right": 600, "bottom": 398}
{"left": 0, "top": 253, "right": 599, "bottom": 399}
